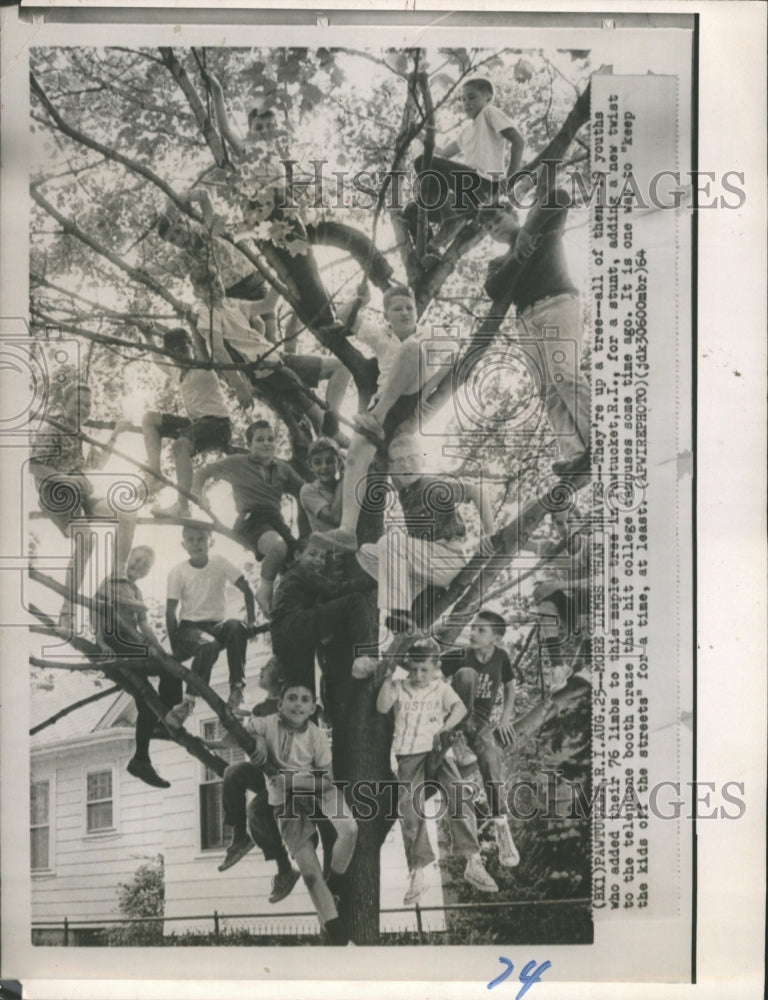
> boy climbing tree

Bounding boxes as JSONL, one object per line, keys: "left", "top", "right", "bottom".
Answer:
{"left": 28, "top": 45, "right": 594, "bottom": 947}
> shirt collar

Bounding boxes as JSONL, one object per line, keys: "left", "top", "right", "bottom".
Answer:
{"left": 278, "top": 714, "right": 310, "bottom": 735}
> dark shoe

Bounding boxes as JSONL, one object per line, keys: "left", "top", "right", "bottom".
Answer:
{"left": 218, "top": 836, "right": 255, "bottom": 872}
{"left": 268, "top": 866, "right": 301, "bottom": 903}
{"left": 127, "top": 758, "right": 170, "bottom": 789}
{"left": 326, "top": 870, "right": 345, "bottom": 901}
{"left": 552, "top": 450, "right": 590, "bottom": 477}
{"left": 324, "top": 916, "right": 349, "bottom": 946}
{"left": 321, "top": 409, "right": 340, "bottom": 437}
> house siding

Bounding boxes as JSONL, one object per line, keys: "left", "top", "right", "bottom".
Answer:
{"left": 31, "top": 670, "right": 445, "bottom": 938}
{"left": 31, "top": 732, "right": 165, "bottom": 925}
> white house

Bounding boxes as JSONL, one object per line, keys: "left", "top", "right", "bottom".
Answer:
{"left": 30, "top": 652, "right": 447, "bottom": 944}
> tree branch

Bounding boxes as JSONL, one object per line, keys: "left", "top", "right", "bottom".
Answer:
{"left": 158, "top": 47, "right": 230, "bottom": 168}
{"left": 30, "top": 684, "right": 122, "bottom": 735}
{"left": 30, "top": 187, "right": 197, "bottom": 321}
{"left": 30, "top": 70, "right": 200, "bottom": 217}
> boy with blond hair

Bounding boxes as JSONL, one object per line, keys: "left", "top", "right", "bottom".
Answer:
{"left": 325, "top": 284, "right": 453, "bottom": 551}
{"left": 163, "top": 523, "right": 257, "bottom": 727}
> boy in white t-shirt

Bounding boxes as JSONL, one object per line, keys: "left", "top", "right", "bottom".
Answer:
{"left": 323, "top": 285, "right": 453, "bottom": 551}
{"left": 164, "top": 524, "right": 258, "bottom": 726}
{"left": 244, "top": 681, "right": 358, "bottom": 945}
{"left": 405, "top": 77, "right": 524, "bottom": 257}
{"left": 376, "top": 637, "right": 498, "bottom": 906}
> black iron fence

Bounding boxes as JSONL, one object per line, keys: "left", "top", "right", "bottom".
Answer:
{"left": 32, "top": 897, "right": 591, "bottom": 947}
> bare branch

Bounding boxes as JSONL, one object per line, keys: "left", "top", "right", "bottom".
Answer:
{"left": 158, "top": 47, "right": 230, "bottom": 167}
{"left": 30, "top": 684, "right": 122, "bottom": 735}
{"left": 30, "top": 70, "right": 198, "bottom": 217}
{"left": 30, "top": 187, "right": 197, "bottom": 321}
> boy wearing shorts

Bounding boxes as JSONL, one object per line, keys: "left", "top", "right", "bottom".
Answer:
{"left": 144, "top": 328, "right": 233, "bottom": 519}
{"left": 31, "top": 380, "right": 136, "bottom": 626}
{"left": 192, "top": 420, "right": 306, "bottom": 614}
{"left": 92, "top": 545, "right": 181, "bottom": 789}
{"left": 245, "top": 681, "right": 358, "bottom": 945}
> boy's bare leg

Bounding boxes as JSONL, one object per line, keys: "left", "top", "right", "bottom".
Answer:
{"left": 141, "top": 412, "right": 165, "bottom": 495}
{"left": 59, "top": 528, "right": 95, "bottom": 629}
{"left": 292, "top": 841, "right": 338, "bottom": 924}
{"left": 321, "top": 358, "right": 352, "bottom": 414}
{"left": 323, "top": 435, "right": 378, "bottom": 550}
{"left": 90, "top": 500, "right": 137, "bottom": 577}
{"left": 256, "top": 531, "right": 289, "bottom": 614}
{"left": 153, "top": 436, "right": 194, "bottom": 518}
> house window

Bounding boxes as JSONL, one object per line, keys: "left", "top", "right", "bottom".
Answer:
{"left": 86, "top": 770, "right": 113, "bottom": 832}
{"left": 30, "top": 780, "right": 50, "bottom": 871}
{"left": 199, "top": 720, "right": 246, "bottom": 850}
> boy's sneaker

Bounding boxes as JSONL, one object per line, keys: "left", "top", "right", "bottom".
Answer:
{"left": 227, "top": 683, "right": 245, "bottom": 710}
{"left": 268, "top": 866, "right": 301, "bottom": 904}
{"left": 403, "top": 867, "right": 425, "bottom": 906}
{"left": 494, "top": 817, "right": 521, "bottom": 867}
{"left": 218, "top": 835, "right": 255, "bottom": 872}
{"left": 127, "top": 757, "right": 170, "bottom": 789}
{"left": 452, "top": 732, "right": 478, "bottom": 767}
{"left": 463, "top": 854, "right": 499, "bottom": 893}
{"left": 164, "top": 695, "right": 195, "bottom": 730}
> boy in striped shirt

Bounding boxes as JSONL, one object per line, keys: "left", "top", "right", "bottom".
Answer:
{"left": 376, "top": 637, "right": 498, "bottom": 905}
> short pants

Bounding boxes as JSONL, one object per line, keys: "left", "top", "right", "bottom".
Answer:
{"left": 234, "top": 508, "right": 296, "bottom": 560}
{"left": 37, "top": 474, "right": 102, "bottom": 536}
{"left": 261, "top": 354, "right": 324, "bottom": 394}
{"left": 157, "top": 414, "right": 232, "bottom": 454}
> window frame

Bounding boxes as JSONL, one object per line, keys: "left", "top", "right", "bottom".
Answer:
{"left": 30, "top": 776, "right": 54, "bottom": 874}
{"left": 198, "top": 718, "right": 247, "bottom": 853}
{"left": 84, "top": 766, "right": 117, "bottom": 836}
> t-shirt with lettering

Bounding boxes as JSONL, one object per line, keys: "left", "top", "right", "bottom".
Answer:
{"left": 166, "top": 554, "right": 242, "bottom": 622}
{"left": 457, "top": 104, "right": 516, "bottom": 178}
{"left": 440, "top": 646, "right": 520, "bottom": 725}
{"left": 245, "top": 713, "right": 332, "bottom": 806}
{"left": 390, "top": 677, "right": 463, "bottom": 756}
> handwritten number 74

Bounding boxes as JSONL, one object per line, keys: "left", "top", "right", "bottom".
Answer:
{"left": 487, "top": 957, "right": 552, "bottom": 998}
